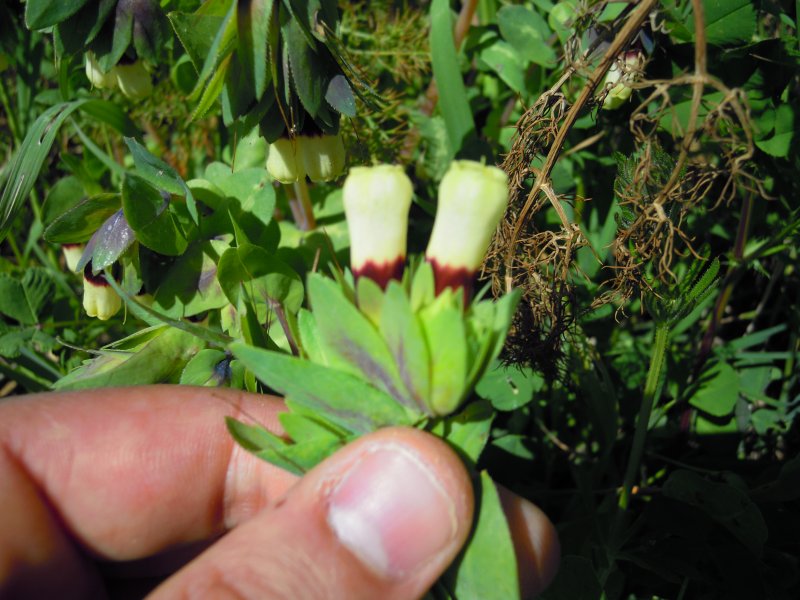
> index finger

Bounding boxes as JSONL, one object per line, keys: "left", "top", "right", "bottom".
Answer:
{"left": 0, "top": 386, "right": 295, "bottom": 562}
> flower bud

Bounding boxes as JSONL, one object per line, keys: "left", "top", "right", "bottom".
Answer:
{"left": 301, "top": 134, "right": 346, "bottom": 182}
{"left": 85, "top": 53, "right": 117, "bottom": 89}
{"left": 266, "top": 137, "right": 302, "bottom": 183}
{"left": 62, "top": 244, "right": 84, "bottom": 273}
{"left": 343, "top": 165, "right": 413, "bottom": 288}
{"left": 425, "top": 160, "right": 508, "bottom": 296}
{"left": 115, "top": 60, "right": 153, "bottom": 100}
{"left": 601, "top": 50, "right": 644, "bottom": 110}
{"left": 83, "top": 263, "right": 122, "bottom": 320}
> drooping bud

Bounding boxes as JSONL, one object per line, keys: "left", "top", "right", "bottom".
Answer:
{"left": 62, "top": 244, "right": 84, "bottom": 272}
{"left": 115, "top": 60, "right": 153, "bottom": 100}
{"left": 301, "top": 134, "right": 346, "bottom": 182}
{"left": 601, "top": 50, "right": 644, "bottom": 110}
{"left": 82, "top": 263, "right": 122, "bottom": 320}
{"left": 343, "top": 165, "right": 413, "bottom": 288}
{"left": 266, "top": 137, "right": 301, "bottom": 184}
{"left": 85, "top": 53, "right": 117, "bottom": 89}
{"left": 425, "top": 160, "right": 508, "bottom": 297}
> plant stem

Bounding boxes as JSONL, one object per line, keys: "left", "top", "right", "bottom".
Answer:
{"left": 0, "top": 75, "right": 21, "bottom": 144}
{"left": 619, "top": 321, "right": 669, "bottom": 510}
{"left": 286, "top": 179, "right": 316, "bottom": 231}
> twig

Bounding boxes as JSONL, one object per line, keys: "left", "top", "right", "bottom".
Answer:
{"left": 504, "top": 0, "right": 658, "bottom": 292}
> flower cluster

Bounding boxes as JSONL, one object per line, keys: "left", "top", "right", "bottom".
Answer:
{"left": 85, "top": 53, "right": 153, "bottom": 100}
{"left": 343, "top": 160, "right": 509, "bottom": 298}
{"left": 292, "top": 160, "right": 520, "bottom": 417}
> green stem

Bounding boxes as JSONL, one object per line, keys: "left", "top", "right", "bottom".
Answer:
{"left": 0, "top": 75, "right": 21, "bottom": 144}
{"left": 619, "top": 321, "right": 670, "bottom": 510}
{"left": 286, "top": 179, "right": 316, "bottom": 231}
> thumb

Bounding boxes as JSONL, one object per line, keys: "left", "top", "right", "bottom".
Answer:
{"left": 150, "top": 427, "right": 474, "bottom": 600}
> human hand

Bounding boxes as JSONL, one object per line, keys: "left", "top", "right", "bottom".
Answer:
{"left": 0, "top": 386, "right": 559, "bottom": 599}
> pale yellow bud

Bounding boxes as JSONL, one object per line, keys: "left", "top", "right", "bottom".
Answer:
{"left": 115, "top": 60, "right": 153, "bottom": 100}
{"left": 302, "top": 134, "right": 346, "bottom": 182}
{"left": 62, "top": 244, "right": 84, "bottom": 273}
{"left": 266, "top": 137, "right": 302, "bottom": 183}
{"left": 85, "top": 53, "right": 117, "bottom": 89}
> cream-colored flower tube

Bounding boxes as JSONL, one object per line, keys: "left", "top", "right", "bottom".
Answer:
{"left": 425, "top": 160, "right": 508, "bottom": 296}
{"left": 343, "top": 165, "right": 413, "bottom": 288}
{"left": 82, "top": 264, "right": 122, "bottom": 320}
{"left": 62, "top": 244, "right": 84, "bottom": 273}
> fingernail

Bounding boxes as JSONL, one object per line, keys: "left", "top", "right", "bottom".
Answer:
{"left": 326, "top": 444, "right": 457, "bottom": 579}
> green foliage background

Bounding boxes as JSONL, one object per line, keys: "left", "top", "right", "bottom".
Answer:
{"left": 1, "top": 0, "right": 799, "bottom": 598}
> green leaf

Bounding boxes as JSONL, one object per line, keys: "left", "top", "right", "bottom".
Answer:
{"left": 687, "top": 359, "right": 739, "bottom": 417}
{"left": 699, "top": 0, "right": 757, "bottom": 46}
{"left": 180, "top": 348, "right": 228, "bottom": 386}
{"left": 307, "top": 274, "right": 415, "bottom": 410}
{"left": 496, "top": 5, "right": 556, "bottom": 67}
{"left": 225, "top": 417, "right": 304, "bottom": 475}
{"left": 43, "top": 193, "right": 120, "bottom": 244}
{"left": 237, "top": 0, "right": 273, "bottom": 100}
{"left": 429, "top": 0, "right": 475, "bottom": 157}
{"left": 283, "top": 16, "right": 325, "bottom": 117}
{"left": 444, "top": 472, "right": 519, "bottom": 600}
{"left": 755, "top": 103, "right": 794, "bottom": 158}
{"left": 21, "top": 268, "right": 55, "bottom": 322}
{"left": 25, "top": 0, "right": 90, "bottom": 29}
{"left": 121, "top": 174, "right": 189, "bottom": 256}
{"left": 663, "top": 470, "right": 767, "bottom": 555}
{"left": 479, "top": 40, "right": 527, "bottom": 93}
{"left": 539, "top": 556, "right": 603, "bottom": 600}
{"left": 217, "top": 244, "right": 304, "bottom": 315}
{"left": 78, "top": 99, "right": 140, "bottom": 137}
{"left": 1, "top": 100, "right": 92, "bottom": 244}
{"left": 0, "top": 276, "right": 36, "bottom": 325}
{"left": 153, "top": 240, "right": 230, "bottom": 318}
{"left": 433, "top": 400, "right": 495, "bottom": 465}
{"left": 55, "top": 326, "right": 204, "bottom": 390}
{"left": 230, "top": 342, "right": 415, "bottom": 433}
{"left": 279, "top": 412, "right": 344, "bottom": 444}
{"left": 379, "top": 282, "right": 430, "bottom": 410}
{"left": 41, "top": 176, "right": 85, "bottom": 227}
{"left": 419, "top": 291, "right": 467, "bottom": 415}
{"left": 325, "top": 74, "right": 356, "bottom": 117}
{"left": 475, "top": 361, "right": 541, "bottom": 411}
{"left": 123, "top": 137, "right": 198, "bottom": 224}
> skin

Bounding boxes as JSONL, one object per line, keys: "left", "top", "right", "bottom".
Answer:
{"left": 0, "top": 386, "right": 559, "bottom": 599}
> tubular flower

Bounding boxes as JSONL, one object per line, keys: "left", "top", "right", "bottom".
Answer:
{"left": 601, "top": 50, "right": 644, "bottom": 110}
{"left": 62, "top": 244, "right": 84, "bottom": 273}
{"left": 425, "top": 160, "right": 509, "bottom": 297}
{"left": 83, "top": 263, "right": 122, "bottom": 321}
{"left": 85, "top": 53, "right": 117, "bottom": 89}
{"left": 343, "top": 165, "right": 413, "bottom": 288}
{"left": 266, "top": 134, "right": 345, "bottom": 183}
{"left": 115, "top": 60, "right": 153, "bottom": 100}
